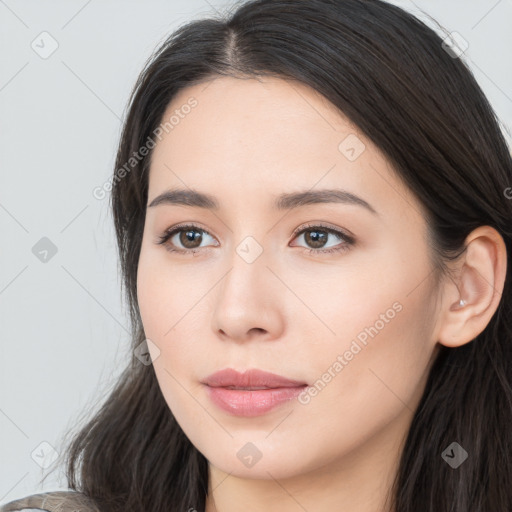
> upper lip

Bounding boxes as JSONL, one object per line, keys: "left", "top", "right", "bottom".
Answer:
{"left": 202, "top": 368, "right": 307, "bottom": 389}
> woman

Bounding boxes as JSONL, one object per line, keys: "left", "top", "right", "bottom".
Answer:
{"left": 2, "top": 0, "right": 511, "bottom": 511}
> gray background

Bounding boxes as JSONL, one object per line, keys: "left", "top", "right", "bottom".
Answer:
{"left": 1, "top": 0, "right": 511, "bottom": 504}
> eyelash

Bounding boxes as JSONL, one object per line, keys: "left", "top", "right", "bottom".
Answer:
{"left": 156, "top": 222, "right": 355, "bottom": 256}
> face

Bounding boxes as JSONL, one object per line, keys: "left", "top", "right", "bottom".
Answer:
{"left": 137, "top": 76, "right": 442, "bottom": 482}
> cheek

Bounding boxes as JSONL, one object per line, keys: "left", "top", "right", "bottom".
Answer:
{"left": 303, "top": 261, "right": 437, "bottom": 427}
{"left": 137, "top": 259, "right": 205, "bottom": 425}
{"left": 287, "top": 299, "right": 434, "bottom": 469}
{"left": 137, "top": 245, "right": 189, "bottom": 337}
{"left": 136, "top": 248, "right": 208, "bottom": 376}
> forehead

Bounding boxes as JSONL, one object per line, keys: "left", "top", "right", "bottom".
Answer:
{"left": 147, "top": 76, "right": 421, "bottom": 222}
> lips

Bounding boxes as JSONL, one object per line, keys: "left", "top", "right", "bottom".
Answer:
{"left": 202, "top": 368, "right": 308, "bottom": 417}
{"left": 202, "top": 368, "right": 307, "bottom": 389}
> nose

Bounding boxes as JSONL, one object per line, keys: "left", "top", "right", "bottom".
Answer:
{"left": 211, "top": 241, "right": 285, "bottom": 344}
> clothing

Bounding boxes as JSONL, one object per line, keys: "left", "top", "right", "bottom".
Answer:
{"left": 0, "top": 491, "right": 100, "bottom": 512}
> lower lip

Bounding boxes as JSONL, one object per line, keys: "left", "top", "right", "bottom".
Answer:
{"left": 204, "top": 385, "right": 307, "bottom": 417}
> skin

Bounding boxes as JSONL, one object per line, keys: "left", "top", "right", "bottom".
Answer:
{"left": 136, "top": 76, "right": 507, "bottom": 512}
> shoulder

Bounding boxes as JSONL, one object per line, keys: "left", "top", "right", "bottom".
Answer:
{"left": 0, "top": 490, "right": 100, "bottom": 512}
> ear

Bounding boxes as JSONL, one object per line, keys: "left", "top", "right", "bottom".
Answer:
{"left": 436, "top": 226, "right": 507, "bottom": 348}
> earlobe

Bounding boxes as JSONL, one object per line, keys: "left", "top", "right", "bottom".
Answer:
{"left": 437, "top": 226, "right": 507, "bottom": 348}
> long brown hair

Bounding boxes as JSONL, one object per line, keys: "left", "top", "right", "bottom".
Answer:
{"left": 46, "top": 0, "right": 512, "bottom": 510}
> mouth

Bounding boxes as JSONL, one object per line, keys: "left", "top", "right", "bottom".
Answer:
{"left": 201, "top": 368, "right": 308, "bottom": 417}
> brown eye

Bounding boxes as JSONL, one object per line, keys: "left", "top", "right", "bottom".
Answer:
{"left": 291, "top": 224, "right": 355, "bottom": 255}
{"left": 157, "top": 224, "right": 218, "bottom": 254}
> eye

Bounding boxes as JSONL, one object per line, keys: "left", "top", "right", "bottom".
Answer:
{"left": 156, "top": 223, "right": 218, "bottom": 255}
{"left": 290, "top": 222, "right": 355, "bottom": 255}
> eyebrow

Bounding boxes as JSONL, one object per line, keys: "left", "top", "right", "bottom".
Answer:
{"left": 147, "top": 188, "right": 378, "bottom": 215}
